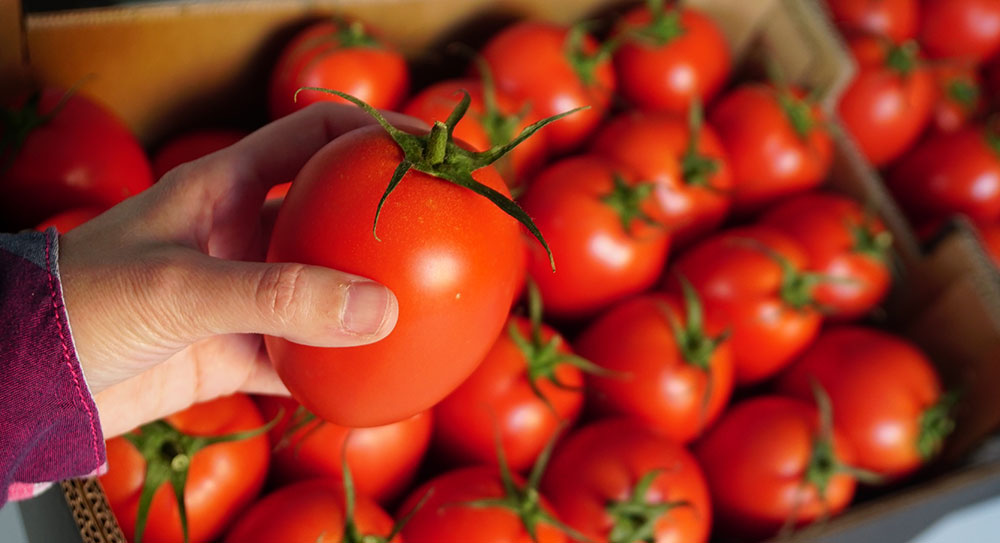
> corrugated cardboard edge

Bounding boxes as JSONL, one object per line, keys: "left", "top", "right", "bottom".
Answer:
{"left": 59, "top": 479, "right": 125, "bottom": 543}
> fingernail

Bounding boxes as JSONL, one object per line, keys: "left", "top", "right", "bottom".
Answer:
{"left": 343, "top": 281, "right": 395, "bottom": 336}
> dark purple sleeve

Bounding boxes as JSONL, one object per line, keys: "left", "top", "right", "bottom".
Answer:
{"left": 0, "top": 229, "right": 106, "bottom": 506}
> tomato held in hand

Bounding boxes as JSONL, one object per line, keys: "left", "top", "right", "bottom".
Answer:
{"left": 434, "top": 289, "right": 585, "bottom": 472}
{"left": 709, "top": 83, "right": 832, "bottom": 213}
{"left": 0, "top": 88, "right": 152, "bottom": 231}
{"left": 152, "top": 129, "right": 247, "bottom": 179}
{"left": 837, "top": 37, "right": 934, "bottom": 166}
{"left": 224, "top": 479, "right": 398, "bottom": 543}
{"left": 825, "top": 0, "right": 918, "bottom": 43}
{"left": 669, "top": 226, "right": 823, "bottom": 385}
{"left": 695, "top": 396, "right": 858, "bottom": 539}
{"left": 574, "top": 287, "right": 733, "bottom": 443}
{"left": 541, "top": 419, "right": 712, "bottom": 543}
{"left": 99, "top": 394, "right": 271, "bottom": 543}
{"left": 266, "top": 93, "right": 549, "bottom": 426}
{"left": 760, "top": 192, "right": 893, "bottom": 320}
{"left": 590, "top": 107, "right": 732, "bottom": 245}
{"left": 480, "top": 21, "right": 615, "bottom": 153}
{"left": 254, "top": 395, "right": 432, "bottom": 503}
{"left": 269, "top": 18, "right": 409, "bottom": 119}
{"left": 402, "top": 78, "right": 546, "bottom": 191}
{"left": 776, "top": 326, "right": 954, "bottom": 479}
{"left": 613, "top": 2, "right": 731, "bottom": 114}
{"left": 520, "top": 155, "right": 671, "bottom": 319}
{"left": 888, "top": 122, "right": 1000, "bottom": 227}
{"left": 919, "top": 0, "right": 1000, "bottom": 63}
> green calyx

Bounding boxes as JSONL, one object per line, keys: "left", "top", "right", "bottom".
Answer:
{"left": 885, "top": 40, "right": 920, "bottom": 76}
{"left": 947, "top": 79, "right": 979, "bottom": 110}
{"left": 729, "top": 237, "right": 823, "bottom": 311}
{"left": 509, "top": 282, "right": 618, "bottom": 414}
{"left": 985, "top": 119, "right": 1000, "bottom": 158}
{"left": 917, "top": 391, "right": 958, "bottom": 461}
{"left": 627, "top": 0, "right": 686, "bottom": 47}
{"left": 296, "top": 88, "right": 584, "bottom": 272}
{"left": 680, "top": 100, "right": 719, "bottom": 188}
{"left": 848, "top": 214, "right": 893, "bottom": 262}
{"left": 273, "top": 404, "right": 324, "bottom": 459}
{"left": 601, "top": 173, "right": 662, "bottom": 236}
{"left": 605, "top": 469, "right": 690, "bottom": 543}
{"left": 123, "top": 413, "right": 281, "bottom": 543}
{"left": 460, "top": 426, "right": 588, "bottom": 543}
{"left": 777, "top": 91, "right": 817, "bottom": 140}
{"left": 565, "top": 22, "right": 621, "bottom": 88}
{"left": 664, "top": 275, "right": 728, "bottom": 371}
{"left": 332, "top": 18, "right": 379, "bottom": 48}
{"left": 0, "top": 88, "right": 74, "bottom": 175}
{"left": 336, "top": 434, "right": 430, "bottom": 543}
{"left": 470, "top": 54, "right": 527, "bottom": 150}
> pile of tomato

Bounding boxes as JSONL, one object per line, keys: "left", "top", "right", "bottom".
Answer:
{"left": 3, "top": 1, "right": 991, "bottom": 542}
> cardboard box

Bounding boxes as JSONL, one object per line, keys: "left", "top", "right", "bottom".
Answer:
{"left": 4, "top": 0, "right": 999, "bottom": 541}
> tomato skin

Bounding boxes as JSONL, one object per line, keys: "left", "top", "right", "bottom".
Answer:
{"left": 480, "top": 21, "right": 615, "bottom": 153}
{"left": 837, "top": 36, "right": 934, "bottom": 166}
{"left": 670, "top": 226, "right": 822, "bottom": 385}
{"left": 928, "top": 62, "right": 983, "bottom": 136}
{"left": 34, "top": 207, "right": 104, "bottom": 234}
{"left": 574, "top": 293, "right": 734, "bottom": 443}
{"left": 152, "top": 130, "right": 247, "bottom": 179}
{"left": 265, "top": 124, "right": 524, "bottom": 426}
{"left": 613, "top": 6, "right": 731, "bottom": 114}
{"left": 402, "top": 79, "right": 547, "bottom": 189}
{"left": 399, "top": 466, "right": 567, "bottom": 543}
{"left": 760, "top": 192, "right": 892, "bottom": 320}
{"left": 888, "top": 124, "right": 1000, "bottom": 227}
{"left": 709, "top": 84, "right": 832, "bottom": 213}
{"left": 590, "top": 111, "right": 733, "bottom": 245}
{"left": 541, "top": 419, "right": 711, "bottom": 543}
{"left": 269, "top": 20, "right": 409, "bottom": 119}
{"left": 520, "top": 155, "right": 671, "bottom": 319}
{"left": 0, "top": 89, "right": 152, "bottom": 231}
{"left": 224, "top": 479, "right": 398, "bottom": 543}
{"left": 825, "top": 0, "right": 918, "bottom": 42}
{"left": 694, "top": 396, "right": 857, "bottom": 539}
{"left": 433, "top": 316, "right": 582, "bottom": 472}
{"left": 254, "top": 395, "right": 432, "bottom": 503}
{"left": 99, "top": 394, "right": 270, "bottom": 543}
{"left": 776, "top": 326, "right": 945, "bottom": 478}
{"left": 919, "top": 0, "right": 1000, "bottom": 63}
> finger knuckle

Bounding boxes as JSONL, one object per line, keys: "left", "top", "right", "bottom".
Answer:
{"left": 257, "top": 263, "right": 309, "bottom": 324}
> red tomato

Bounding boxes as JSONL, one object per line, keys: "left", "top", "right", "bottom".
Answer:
{"left": 0, "top": 88, "right": 152, "bottom": 231}
{"left": 402, "top": 79, "right": 547, "bottom": 190}
{"left": 99, "top": 394, "right": 270, "bottom": 543}
{"left": 480, "top": 21, "right": 615, "bottom": 153}
{"left": 541, "top": 419, "right": 711, "bottom": 543}
{"left": 434, "top": 314, "right": 583, "bottom": 472}
{"left": 266, "top": 111, "right": 526, "bottom": 426}
{"left": 254, "top": 395, "right": 432, "bottom": 503}
{"left": 34, "top": 207, "right": 103, "bottom": 234}
{"left": 590, "top": 109, "right": 733, "bottom": 245}
{"left": 888, "top": 122, "right": 1000, "bottom": 227}
{"left": 919, "top": 0, "right": 1000, "bottom": 63}
{"left": 928, "top": 62, "right": 984, "bottom": 135}
{"left": 399, "top": 466, "right": 568, "bottom": 543}
{"left": 224, "top": 479, "right": 398, "bottom": 543}
{"left": 613, "top": 4, "right": 731, "bottom": 113}
{"left": 837, "top": 37, "right": 934, "bottom": 166}
{"left": 709, "top": 83, "right": 832, "bottom": 213}
{"left": 669, "top": 225, "right": 823, "bottom": 385}
{"left": 760, "top": 192, "right": 892, "bottom": 320}
{"left": 266, "top": 181, "right": 292, "bottom": 201}
{"left": 977, "top": 221, "right": 1000, "bottom": 267}
{"left": 152, "top": 130, "right": 247, "bottom": 179}
{"left": 520, "top": 155, "right": 671, "bottom": 319}
{"left": 776, "top": 326, "right": 952, "bottom": 478}
{"left": 269, "top": 19, "right": 409, "bottom": 119}
{"left": 825, "top": 0, "right": 918, "bottom": 42}
{"left": 574, "top": 291, "right": 734, "bottom": 443}
{"left": 695, "top": 396, "right": 858, "bottom": 539}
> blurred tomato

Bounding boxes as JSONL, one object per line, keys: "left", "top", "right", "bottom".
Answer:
{"left": 152, "top": 129, "right": 247, "bottom": 179}
{"left": 825, "top": 0, "right": 918, "bottom": 42}
{"left": 919, "top": 0, "right": 1000, "bottom": 63}
{"left": 34, "top": 207, "right": 103, "bottom": 234}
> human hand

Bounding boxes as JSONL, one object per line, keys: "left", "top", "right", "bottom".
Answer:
{"left": 59, "top": 103, "right": 426, "bottom": 438}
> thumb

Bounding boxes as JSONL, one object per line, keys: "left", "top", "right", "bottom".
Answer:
{"left": 181, "top": 254, "right": 399, "bottom": 347}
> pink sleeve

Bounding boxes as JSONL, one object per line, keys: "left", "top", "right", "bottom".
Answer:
{"left": 0, "top": 229, "right": 106, "bottom": 506}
